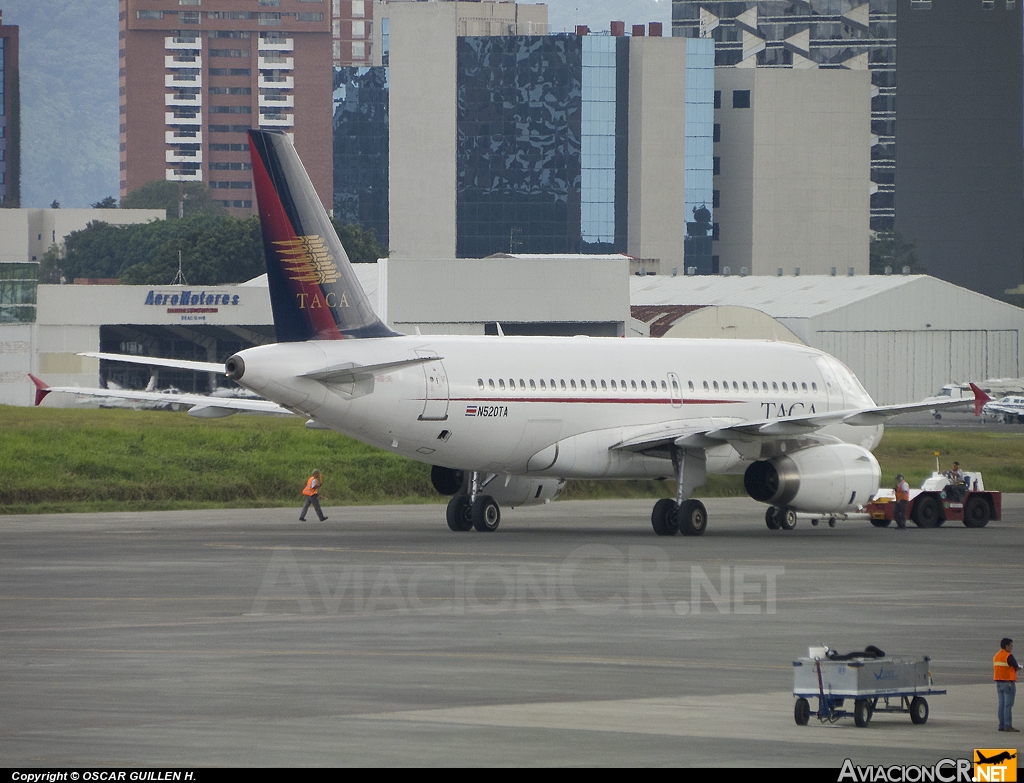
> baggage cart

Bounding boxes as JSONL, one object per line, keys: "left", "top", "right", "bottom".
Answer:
{"left": 792, "top": 646, "right": 946, "bottom": 727}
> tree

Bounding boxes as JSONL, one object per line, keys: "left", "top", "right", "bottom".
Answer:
{"left": 49, "top": 200, "right": 60, "bottom": 209}
{"left": 870, "top": 231, "right": 926, "bottom": 275}
{"left": 330, "top": 218, "right": 387, "bottom": 264}
{"left": 121, "top": 180, "right": 227, "bottom": 220}
{"left": 92, "top": 196, "right": 118, "bottom": 208}
{"left": 47, "top": 215, "right": 265, "bottom": 286}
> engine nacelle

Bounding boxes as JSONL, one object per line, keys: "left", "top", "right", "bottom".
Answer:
{"left": 743, "top": 444, "right": 880, "bottom": 512}
{"left": 483, "top": 475, "right": 566, "bottom": 507}
{"left": 431, "top": 467, "right": 565, "bottom": 507}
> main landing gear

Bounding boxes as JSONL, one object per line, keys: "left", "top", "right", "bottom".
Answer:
{"left": 446, "top": 471, "right": 500, "bottom": 533}
{"left": 651, "top": 446, "right": 708, "bottom": 537}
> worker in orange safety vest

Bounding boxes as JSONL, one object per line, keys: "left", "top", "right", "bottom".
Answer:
{"left": 995, "top": 638, "right": 1021, "bottom": 732}
{"left": 299, "top": 469, "right": 328, "bottom": 522}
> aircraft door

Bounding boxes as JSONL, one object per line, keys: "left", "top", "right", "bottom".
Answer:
{"left": 668, "top": 373, "right": 683, "bottom": 408}
{"left": 416, "top": 350, "right": 449, "bottom": 421}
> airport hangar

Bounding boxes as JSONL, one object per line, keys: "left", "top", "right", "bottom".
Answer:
{"left": 3, "top": 257, "right": 1023, "bottom": 409}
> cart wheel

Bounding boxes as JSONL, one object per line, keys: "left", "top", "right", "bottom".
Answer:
{"left": 854, "top": 699, "right": 872, "bottom": 728}
{"left": 870, "top": 517, "right": 892, "bottom": 528}
{"left": 794, "top": 698, "right": 810, "bottom": 726}
{"left": 910, "top": 696, "right": 929, "bottom": 725}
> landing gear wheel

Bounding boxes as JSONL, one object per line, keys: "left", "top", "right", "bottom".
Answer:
{"left": 870, "top": 517, "right": 892, "bottom": 528}
{"left": 677, "top": 499, "right": 707, "bottom": 536}
{"left": 651, "top": 498, "right": 679, "bottom": 536}
{"left": 854, "top": 699, "right": 872, "bottom": 728}
{"left": 765, "top": 507, "right": 781, "bottom": 530}
{"left": 909, "top": 697, "right": 929, "bottom": 724}
{"left": 912, "top": 495, "right": 942, "bottom": 528}
{"left": 794, "top": 698, "right": 810, "bottom": 726}
{"left": 963, "top": 496, "right": 991, "bottom": 528}
{"left": 446, "top": 495, "right": 473, "bottom": 531}
{"left": 828, "top": 518, "right": 837, "bottom": 528}
{"left": 471, "top": 495, "right": 500, "bottom": 532}
{"left": 778, "top": 509, "right": 798, "bottom": 531}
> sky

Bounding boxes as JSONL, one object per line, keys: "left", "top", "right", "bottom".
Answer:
{"left": 1, "top": 0, "right": 672, "bottom": 209}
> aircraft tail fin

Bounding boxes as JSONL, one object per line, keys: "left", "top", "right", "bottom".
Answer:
{"left": 969, "top": 382, "right": 991, "bottom": 416}
{"left": 28, "top": 374, "right": 51, "bottom": 406}
{"left": 248, "top": 129, "right": 398, "bottom": 342}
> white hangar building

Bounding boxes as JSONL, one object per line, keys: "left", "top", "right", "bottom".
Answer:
{"left": 630, "top": 273, "right": 1024, "bottom": 406}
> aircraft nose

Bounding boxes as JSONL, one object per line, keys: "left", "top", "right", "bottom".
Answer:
{"left": 225, "top": 354, "right": 245, "bottom": 381}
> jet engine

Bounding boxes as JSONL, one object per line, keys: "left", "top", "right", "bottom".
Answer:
{"left": 430, "top": 466, "right": 565, "bottom": 507}
{"left": 743, "top": 444, "right": 881, "bottom": 512}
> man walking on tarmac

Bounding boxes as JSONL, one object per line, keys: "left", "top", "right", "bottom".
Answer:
{"left": 995, "top": 638, "right": 1022, "bottom": 732}
{"left": 894, "top": 474, "right": 910, "bottom": 529}
{"left": 299, "top": 469, "right": 328, "bottom": 522}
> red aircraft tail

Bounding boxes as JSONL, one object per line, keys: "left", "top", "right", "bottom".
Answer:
{"left": 969, "top": 382, "right": 991, "bottom": 416}
{"left": 28, "top": 374, "right": 51, "bottom": 407}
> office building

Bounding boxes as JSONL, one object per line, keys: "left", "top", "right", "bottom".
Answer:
{"left": 119, "top": 0, "right": 333, "bottom": 217}
{"left": 713, "top": 68, "right": 872, "bottom": 277}
{"left": 0, "top": 9, "right": 18, "bottom": 208}
{"left": 673, "top": 1, "right": 897, "bottom": 233}
{"left": 895, "top": 0, "right": 1024, "bottom": 301}
{"left": 385, "top": 2, "right": 714, "bottom": 271}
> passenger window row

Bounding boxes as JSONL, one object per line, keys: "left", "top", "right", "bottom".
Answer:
{"left": 477, "top": 378, "right": 669, "bottom": 392}
{"left": 473, "top": 378, "right": 819, "bottom": 394}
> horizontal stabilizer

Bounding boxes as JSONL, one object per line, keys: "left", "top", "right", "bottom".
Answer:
{"left": 79, "top": 352, "right": 225, "bottom": 374}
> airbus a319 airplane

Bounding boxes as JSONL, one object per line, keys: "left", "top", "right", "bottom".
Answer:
{"left": 35, "top": 130, "right": 982, "bottom": 535}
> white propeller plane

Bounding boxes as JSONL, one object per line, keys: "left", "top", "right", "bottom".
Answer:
{"left": 33, "top": 130, "right": 984, "bottom": 535}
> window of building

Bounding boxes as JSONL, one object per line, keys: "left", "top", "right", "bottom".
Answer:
{"left": 713, "top": 90, "right": 721, "bottom": 109}
{"left": 352, "top": 20, "right": 365, "bottom": 38}
{"left": 297, "top": 13, "right": 325, "bottom": 22}
{"left": 713, "top": 157, "right": 720, "bottom": 175}
{"left": 713, "top": 123, "right": 720, "bottom": 142}
{"left": 352, "top": 40, "right": 365, "bottom": 59}
{"left": 712, "top": 223, "right": 720, "bottom": 240}
{"left": 712, "top": 190, "right": 720, "bottom": 208}
{"left": 137, "top": 10, "right": 164, "bottom": 19}
{"left": 352, "top": 1, "right": 365, "bottom": 18}
{"left": 732, "top": 90, "right": 750, "bottom": 109}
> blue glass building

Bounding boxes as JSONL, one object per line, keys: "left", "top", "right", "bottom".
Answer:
{"left": 336, "top": 30, "right": 714, "bottom": 269}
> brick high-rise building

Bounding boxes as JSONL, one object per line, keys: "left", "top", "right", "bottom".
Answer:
{"left": 331, "top": 0, "right": 375, "bottom": 66}
{"left": 119, "top": 0, "right": 333, "bottom": 217}
{"left": 0, "top": 9, "right": 19, "bottom": 208}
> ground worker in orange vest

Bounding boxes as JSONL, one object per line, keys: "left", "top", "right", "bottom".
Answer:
{"left": 299, "top": 469, "right": 328, "bottom": 522}
{"left": 995, "top": 637, "right": 1021, "bottom": 732}
{"left": 894, "top": 474, "right": 910, "bottom": 529}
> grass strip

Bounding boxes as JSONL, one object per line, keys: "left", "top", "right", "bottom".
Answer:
{"left": 1, "top": 406, "right": 1021, "bottom": 514}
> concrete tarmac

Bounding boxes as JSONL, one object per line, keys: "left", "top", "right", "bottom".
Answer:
{"left": 2, "top": 497, "right": 1022, "bottom": 767}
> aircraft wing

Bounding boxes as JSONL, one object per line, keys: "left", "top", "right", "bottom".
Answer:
{"left": 79, "top": 352, "right": 226, "bottom": 374}
{"left": 611, "top": 391, "right": 985, "bottom": 458}
{"left": 29, "top": 374, "right": 291, "bottom": 418}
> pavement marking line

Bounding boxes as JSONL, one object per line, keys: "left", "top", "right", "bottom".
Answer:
{"left": 355, "top": 684, "right": 1000, "bottom": 751}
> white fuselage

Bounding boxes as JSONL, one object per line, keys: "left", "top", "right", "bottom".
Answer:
{"left": 232, "top": 335, "right": 883, "bottom": 479}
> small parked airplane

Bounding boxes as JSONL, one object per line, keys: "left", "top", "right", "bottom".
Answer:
{"left": 982, "top": 394, "right": 1024, "bottom": 424}
{"left": 32, "top": 130, "right": 982, "bottom": 535}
